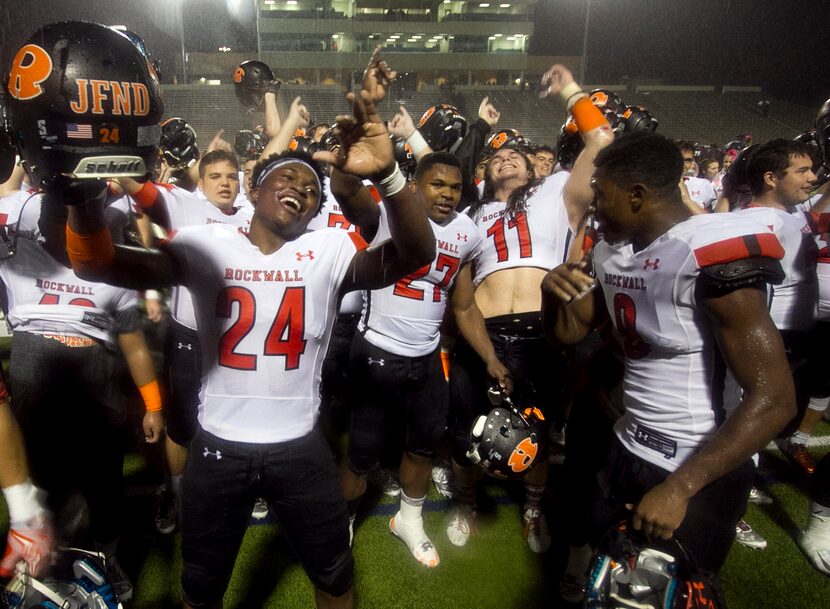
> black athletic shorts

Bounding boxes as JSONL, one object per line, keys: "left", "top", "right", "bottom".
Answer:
{"left": 449, "top": 312, "right": 568, "bottom": 465}
{"left": 181, "top": 428, "right": 353, "bottom": 607}
{"left": 163, "top": 320, "right": 202, "bottom": 446}
{"left": 347, "top": 332, "right": 449, "bottom": 474}
{"left": 592, "top": 439, "right": 753, "bottom": 574}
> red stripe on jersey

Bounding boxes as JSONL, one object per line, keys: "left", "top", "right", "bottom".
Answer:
{"left": 348, "top": 231, "right": 369, "bottom": 251}
{"left": 0, "top": 213, "right": 8, "bottom": 227}
{"left": 159, "top": 229, "right": 178, "bottom": 246}
{"left": 0, "top": 377, "right": 8, "bottom": 400}
{"left": 368, "top": 186, "right": 382, "bottom": 204}
{"left": 694, "top": 233, "right": 784, "bottom": 267}
{"left": 131, "top": 181, "right": 160, "bottom": 209}
{"left": 811, "top": 211, "right": 830, "bottom": 235}
{"left": 156, "top": 182, "right": 175, "bottom": 191}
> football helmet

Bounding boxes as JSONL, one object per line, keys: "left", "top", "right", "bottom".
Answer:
{"left": 585, "top": 522, "right": 725, "bottom": 609}
{"left": 485, "top": 129, "right": 533, "bottom": 153}
{"left": 110, "top": 26, "right": 161, "bottom": 82}
{"left": 588, "top": 89, "right": 624, "bottom": 113}
{"left": 416, "top": 104, "right": 467, "bottom": 154}
{"left": 721, "top": 145, "right": 755, "bottom": 207}
{"left": 2, "top": 548, "right": 123, "bottom": 609}
{"left": 4, "top": 21, "right": 164, "bottom": 188}
{"left": 466, "top": 388, "right": 545, "bottom": 479}
{"left": 160, "top": 118, "right": 198, "bottom": 170}
{"left": 0, "top": 99, "right": 15, "bottom": 183}
{"left": 234, "top": 129, "right": 267, "bottom": 161}
{"left": 815, "top": 98, "right": 830, "bottom": 170}
{"left": 557, "top": 107, "right": 623, "bottom": 171}
{"left": 391, "top": 135, "right": 416, "bottom": 179}
{"left": 621, "top": 105, "right": 658, "bottom": 133}
{"left": 233, "top": 60, "right": 279, "bottom": 112}
{"left": 288, "top": 135, "right": 317, "bottom": 156}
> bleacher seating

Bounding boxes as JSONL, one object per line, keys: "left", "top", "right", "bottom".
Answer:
{"left": 160, "top": 85, "right": 817, "bottom": 153}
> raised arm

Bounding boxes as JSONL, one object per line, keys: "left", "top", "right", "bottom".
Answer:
{"left": 629, "top": 284, "right": 795, "bottom": 539}
{"left": 388, "top": 105, "right": 434, "bottom": 162}
{"left": 315, "top": 49, "right": 434, "bottom": 292}
{"left": 540, "top": 64, "right": 613, "bottom": 229}
{"left": 263, "top": 89, "right": 282, "bottom": 138}
{"left": 260, "top": 96, "right": 310, "bottom": 159}
{"left": 328, "top": 166, "right": 381, "bottom": 239}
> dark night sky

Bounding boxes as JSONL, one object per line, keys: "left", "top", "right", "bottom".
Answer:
{"left": 1, "top": 0, "right": 828, "bottom": 103}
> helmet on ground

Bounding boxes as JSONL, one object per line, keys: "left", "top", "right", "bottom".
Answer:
{"left": 416, "top": 104, "right": 467, "bottom": 154}
{"left": 232, "top": 60, "right": 277, "bottom": 112}
{"left": 160, "top": 118, "right": 198, "bottom": 169}
{"left": 4, "top": 21, "right": 164, "bottom": 188}
{"left": 466, "top": 388, "right": 545, "bottom": 479}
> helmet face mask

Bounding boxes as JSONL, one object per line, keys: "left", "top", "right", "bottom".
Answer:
{"left": 4, "top": 21, "right": 164, "bottom": 188}
{"left": 160, "top": 118, "right": 198, "bottom": 170}
{"left": 233, "top": 60, "right": 276, "bottom": 112}
{"left": 815, "top": 98, "right": 830, "bottom": 170}
{"left": 234, "top": 129, "right": 267, "bottom": 161}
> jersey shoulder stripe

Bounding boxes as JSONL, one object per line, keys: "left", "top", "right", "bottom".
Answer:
{"left": 693, "top": 232, "right": 784, "bottom": 267}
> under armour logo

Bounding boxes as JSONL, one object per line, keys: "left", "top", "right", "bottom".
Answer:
{"left": 368, "top": 357, "right": 385, "bottom": 366}
{"left": 296, "top": 250, "right": 314, "bottom": 261}
{"left": 457, "top": 233, "right": 468, "bottom": 242}
{"left": 177, "top": 342, "right": 192, "bottom": 350}
{"left": 690, "top": 190, "right": 701, "bottom": 197}
{"left": 642, "top": 258, "right": 660, "bottom": 271}
{"left": 203, "top": 447, "right": 222, "bottom": 460}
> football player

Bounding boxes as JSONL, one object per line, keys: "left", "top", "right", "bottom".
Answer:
{"left": 444, "top": 64, "right": 613, "bottom": 554}
{"left": 676, "top": 141, "right": 718, "bottom": 211}
{"left": 334, "top": 151, "right": 509, "bottom": 567}
{"left": 542, "top": 130, "right": 795, "bottom": 585}
{"left": 61, "top": 50, "right": 434, "bottom": 609}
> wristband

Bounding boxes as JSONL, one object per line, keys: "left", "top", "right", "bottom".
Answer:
{"left": 440, "top": 349, "right": 452, "bottom": 381}
{"left": 65, "top": 225, "right": 115, "bottom": 275}
{"left": 406, "top": 130, "right": 430, "bottom": 156}
{"left": 138, "top": 379, "right": 163, "bottom": 412}
{"left": 570, "top": 97, "right": 609, "bottom": 133}
{"left": 3, "top": 479, "right": 45, "bottom": 525}
{"left": 376, "top": 163, "right": 408, "bottom": 198}
{"left": 144, "top": 290, "right": 161, "bottom": 301}
{"left": 558, "top": 82, "right": 583, "bottom": 105}
{"left": 131, "top": 181, "right": 159, "bottom": 209}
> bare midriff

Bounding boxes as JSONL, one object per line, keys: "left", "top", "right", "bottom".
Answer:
{"left": 474, "top": 266, "right": 547, "bottom": 318}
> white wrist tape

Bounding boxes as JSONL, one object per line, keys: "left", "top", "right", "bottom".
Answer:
{"left": 376, "top": 164, "right": 408, "bottom": 198}
{"left": 3, "top": 479, "right": 45, "bottom": 525}
{"left": 406, "top": 130, "right": 430, "bottom": 156}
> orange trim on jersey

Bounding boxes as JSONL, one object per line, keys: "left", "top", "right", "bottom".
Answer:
{"left": 138, "top": 379, "right": 163, "bottom": 412}
{"left": 570, "top": 97, "right": 609, "bottom": 133}
{"left": 693, "top": 232, "right": 784, "bottom": 267}
{"left": 440, "top": 350, "right": 451, "bottom": 381}
{"left": 65, "top": 225, "right": 115, "bottom": 274}
{"left": 348, "top": 231, "right": 369, "bottom": 251}
{"left": 131, "top": 181, "right": 160, "bottom": 209}
{"left": 42, "top": 334, "right": 96, "bottom": 348}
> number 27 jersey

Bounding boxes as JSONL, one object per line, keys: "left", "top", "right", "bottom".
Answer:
{"left": 163, "top": 224, "right": 367, "bottom": 443}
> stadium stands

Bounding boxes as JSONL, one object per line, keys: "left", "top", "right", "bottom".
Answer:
{"left": 160, "top": 84, "right": 817, "bottom": 152}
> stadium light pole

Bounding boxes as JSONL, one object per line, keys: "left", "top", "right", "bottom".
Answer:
{"left": 579, "top": 0, "right": 592, "bottom": 84}
{"left": 178, "top": 0, "right": 188, "bottom": 84}
{"left": 254, "top": 0, "right": 262, "bottom": 60}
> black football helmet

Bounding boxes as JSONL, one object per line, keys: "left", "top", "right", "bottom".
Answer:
{"left": 233, "top": 60, "right": 278, "bottom": 112}
{"left": 234, "top": 129, "right": 267, "bottom": 161}
{"left": 466, "top": 388, "right": 545, "bottom": 479}
{"left": 0, "top": 98, "right": 16, "bottom": 183}
{"left": 485, "top": 128, "right": 533, "bottom": 153}
{"left": 160, "top": 118, "right": 198, "bottom": 170}
{"left": 110, "top": 26, "right": 161, "bottom": 82}
{"left": 588, "top": 89, "right": 624, "bottom": 113}
{"left": 721, "top": 145, "right": 756, "bottom": 209}
{"left": 391, "top": 135, "right": 416, "bottom": 180}
{"left": 416, "top": 104, "right": 467, "bottom": 154}
{"left": 288, "top": 135, "right": 316, "bottom": 156}
{"left": 815, "top": 98, "right": 830, "bottom": 170}
{"left": 4, "top": 21, "right": 164, "bottom": 188}
{"left": 621, "top": 105, "right": 658, "bottom": 133}
{"left": 557, "top": 107, "right": 622, "bottom": 171}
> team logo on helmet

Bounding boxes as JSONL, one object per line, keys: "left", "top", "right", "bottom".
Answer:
{"left": 233, "top": 67, "right": 245, "bottom": 84}
{"left": 507, "top": 436, "right": 538, "bottom": 474}
{"left": 417, "top": 106, "right": 436, "bottom": 128}
{"left": 7, "top": 44, "right": 53, "bottom": 101}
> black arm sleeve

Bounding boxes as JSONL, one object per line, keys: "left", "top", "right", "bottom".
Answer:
{"left": 113, "top": 306, "right": 143, "bottom": 335}
{"left": 697, "top": 256, "right": 785, "bottom": 299}
{"left": 455, "top": 118, "right": 492, "bottom": 208}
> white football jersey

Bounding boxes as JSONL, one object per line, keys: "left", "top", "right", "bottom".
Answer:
{"left": 594, "top": 213, "right": 784, "bottom": 472}
{"left": 797, "top": 196, "right": 830, "bottom": 321}
{"left": 0, "top": 194, "right": 137, "bottom": 345}
{"left": 682, "top": 176, "right": 717, "bottom": 211}
{"left": 136, "top": 183, "right": 253, "bottom": 330}
{"left": 359, "top": 204, "right": 482, "bottom": 357}
{"left": 468, "top": 172, "right": 572, "bottom": 286}
{"left": 736, "top": 206, "right": 817, "bottom": 331}
{"left": 163, "top": 224, "right": 366, "bottom": 443}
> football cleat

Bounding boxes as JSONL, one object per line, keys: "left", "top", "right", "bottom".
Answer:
{"left": 748, "top": 486, "right": 773, "bottom": 505}
{"left": 446, "top": 506, "right": 476, "bottom": 547}
{"left": 798, "top": 511, "right": 830, "bottom": 576}
{"left": 735, "top": 519, "right": 767, "bottom": 550}
{"left": 776, "top": 439, "right": 816, "bottom": 475}
{"left": 522, "top": 508, "right": 551, "bottom": 554}
{"left": 389, "top": 513, "right": 440, "bottom": 568}
{"left": 252, "top": 498, "right": 270, "bottom": 520}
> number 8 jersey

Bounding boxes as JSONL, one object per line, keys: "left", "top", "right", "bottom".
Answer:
{"left": 163, "top": 223, "right": 367, "bottom": 443}
{"left": 593, "top": 213, "right": 784, "bottom": 472}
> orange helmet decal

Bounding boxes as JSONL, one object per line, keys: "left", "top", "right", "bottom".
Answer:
{"left": 233, "top": 67, "right": 245, "bottom": 84}
{"left": 7, "top": 44, "right": 53, "bottom": 101}
{"left": 507, "top": 437, "right": 538, "bottom": 473}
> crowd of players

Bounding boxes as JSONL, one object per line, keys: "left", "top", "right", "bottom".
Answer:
{"left": 0, "top": 19, "right": 829, "bottom": 609}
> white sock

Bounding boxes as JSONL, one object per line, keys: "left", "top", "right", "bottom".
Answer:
{"left": 399, "top": 490, "right": 425, "bottom": 525}
{"left": 791, "top": 430, "right": 811, "bottom": 445}
{"left": 808, "top": 396, "right": 830, "bottom": 412}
